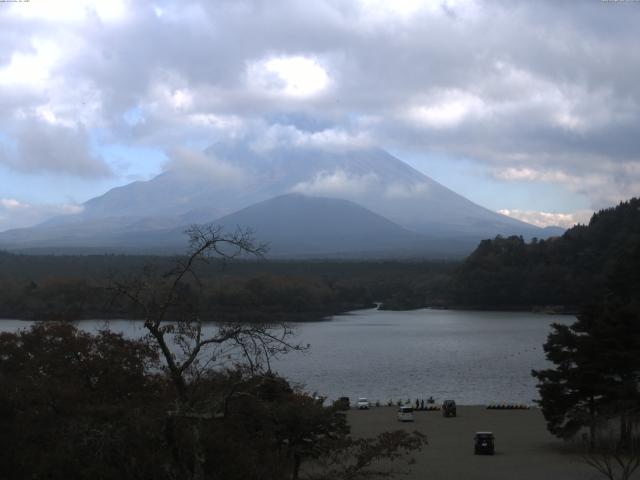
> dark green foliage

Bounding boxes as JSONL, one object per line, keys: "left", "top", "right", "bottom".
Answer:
{"left": 0, "top": 323, "right": 167, "bottom": 479}
{"left": 532, "top": 320, "right": 604, "bottom": 442}
{"left": 0, "top": 256, "right": 455, "bottom": 320}
{"left": 533, "top": 300, "right": 640, "bottom": 446}
{"left": 0, "top": 323, "right": 426, "bottom": 480}
{"left": 451, "top": 197, "right": 640, "bottom": 310}
{"left": 532, "top": 232, "right": 640, "bottom": 447}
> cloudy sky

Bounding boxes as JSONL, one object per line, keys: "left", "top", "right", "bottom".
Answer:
{"left": 1, "top": 0, "right": 639, "bottom": 231}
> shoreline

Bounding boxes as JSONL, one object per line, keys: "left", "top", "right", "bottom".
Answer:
{"left": 0, "top": 303, "right": 577, "bottom": 324}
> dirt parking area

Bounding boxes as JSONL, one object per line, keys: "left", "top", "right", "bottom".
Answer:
{"left": 347, "top": 406, "right": 633, "bottom": 480}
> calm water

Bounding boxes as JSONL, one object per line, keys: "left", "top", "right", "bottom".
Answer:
{"left": 0, "top": 308, "right": 573, "bottom": 405}
{"left": 271, "top": 308, "right": 573, "bottom": 404}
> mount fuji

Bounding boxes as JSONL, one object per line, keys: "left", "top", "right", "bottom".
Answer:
{"left": 0, "top": 142, "right": 560, "bottom": 257}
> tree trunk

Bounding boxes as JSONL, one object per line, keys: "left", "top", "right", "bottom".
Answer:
{"left": 619, "top": 413, "right": 631, "bottom": 451}
{"left": 192, "top": 421, "right": 206, "bottom": 480}
{"left": 292, "top": 453, "right": 301, "bottom": 480}
{"left": 589, "top": 396, "right": 597, "bottom": 450}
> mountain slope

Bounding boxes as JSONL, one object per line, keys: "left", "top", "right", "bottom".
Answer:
{"left": 212, "top": 193, "right": 425, "bottom": 257}
{"left": 80, "top": 143, "right": 544, "bottom": 238}
{"left": 0, "top": 143, "right": 559, "bottom": 256}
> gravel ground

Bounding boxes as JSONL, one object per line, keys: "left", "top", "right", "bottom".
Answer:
{"left": 346, "top": 406, "right": 635, "bottom": 480}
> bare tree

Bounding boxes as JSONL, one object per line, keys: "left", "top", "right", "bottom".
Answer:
{"left": 112, "top": 224, "right": 302, "bottom": 480}
{"left": 581, "top": 425, "right": 640, "bottom": 480}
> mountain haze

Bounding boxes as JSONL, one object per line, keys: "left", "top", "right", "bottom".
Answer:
{"left": 81, "top": 143, "right": 541, "bottom": 237}
{"left": 0, "top": 143, "right": 559, "bottom": 257}
{"left": 214, "top": 194, "right": 424, "bottom": 257}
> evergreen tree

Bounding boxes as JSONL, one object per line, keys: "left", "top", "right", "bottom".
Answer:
{"left": 533, "top": 240, "right": 640, "bottom": 448}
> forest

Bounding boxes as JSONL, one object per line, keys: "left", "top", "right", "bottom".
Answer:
{"left": 1, "top": 198, "right": 639, "bottom": 320}
{"left": 449, "top": 197, "right": 640, "bottom": 311}
{"left": 0, "top": 251, "right": 454, "bottom": 321}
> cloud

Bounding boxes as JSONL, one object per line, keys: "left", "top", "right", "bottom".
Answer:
{"left": 404, "top": 90, "right": 488, "bottom": 129}
{"left": 1, "top": 0, "right": 640, "bottom": 210}
{"left": 291, "top": 169, "right": 380, "bottom": 198}
{"left": 384, "top": 181, "right": 430, "bottom": 199}
{"left": 6, "top": 0, "right": 127, "bottom": 23}
{"left": 246, "top": 55, "right": 331, "bottom": 98}
{"left": 492, "top": 167, "right": 575, "bottom": 183}
{"left": 0, "top": 116, "right": 112, "bottom": 178}
{"left": 490, "top": 164, "right": 639, "bottom": 209}
{"left": 498, "top": 208, "right": 593, "bottom": 229}
{"left": 250, "top": 124, "right": 373, "bottom": 152}
{"left": 0, "top": 198, "right": 83, "bottom": 231}
{"left": 164, "top": 147, "right": 246, "bottom": 186}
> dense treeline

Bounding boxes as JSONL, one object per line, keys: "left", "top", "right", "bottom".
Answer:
{"left": 450, "top": 198, "right": 640, "bottom": 311}
{"left": 0, "top": 323, "right": 426, "bottom": 480}
{"left": 530, "top": 205, "right": 640, "bottom": 470}
{"left": 0, "top": 253, "right": 454, "bottom": 320}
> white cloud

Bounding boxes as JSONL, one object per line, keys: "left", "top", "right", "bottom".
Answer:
{"left": 0, "top": 40, "right": 60, "bottom": 89}
{"left": 187, "top": 113, "right": 244, "bottom": 131}
{"left": 1, "top": 0, "right": 639, "bottom": 213}
{"left": 0, "top": 198, "right": 83, "bottom": 232}
{"left": 490, "top": 165, "right": 619, "bottom": 204}
{"left": 492, "top": 167, "right": 572, "bottom": 183}
{"left": 0, "top": 116, "right": 112, "bottom": 178}
{"left": 164, "top": 148, "right": 246, "bottom": 186}
{"left": 6, "top": 0, "right": 128, "bottom": 23}
{"left": 250, "top": 124, "right": 373, "bottom": 152}
{"left": 498, "top": 208, "right": 593, "bottom": 229}
{"left": 146, "top": 75, "right": 195, "bottom": 114}
{"left": 246, "top": 55, "right": 330, "bottom": 98}
{"left": 291, "top": 169, "right": 380, "bottom": 198}
{"left": 357, "top": 0, "right": 479, "bottom": 23}
{"left": 405, "top": 90, "right": 488, "bottom": 129}
{"left": 385, "top": 181, "right": 430, "bottom": 199}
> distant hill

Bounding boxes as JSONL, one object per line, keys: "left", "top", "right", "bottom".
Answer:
{"left": 0, "top": 194, "right": 478, "bottom": 258}
{"left": 212, "top": 193, "right": 479, "bottom": 258}
{"left": 448, "top": 197, "right": 640, "bottom": 309}
{"left": 0, "top": 143, "right": 560, "bottom": 256}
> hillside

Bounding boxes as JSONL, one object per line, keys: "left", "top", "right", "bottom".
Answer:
{"left": 212, "top": 193, "right": 479, "bottom": 258}
{"left": 0, "top": 144, "right": 556, "bottom": 257}
{"left": 448, "top": 197, "right": 640, "bottom": 310}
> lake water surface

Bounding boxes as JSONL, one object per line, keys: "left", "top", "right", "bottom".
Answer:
{"left": 0, "top": 308, "right": 573, "bottom": 405}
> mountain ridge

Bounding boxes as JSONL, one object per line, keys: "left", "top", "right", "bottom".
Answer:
{"left": 0, "top": 144, "right": 562, "bottom": 257}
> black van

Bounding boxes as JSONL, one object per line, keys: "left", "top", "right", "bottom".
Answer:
{"left": 474, "top": 432, "right": 495, "bottom": 455}
{"left": 442, "top": 399, "right": 456, "bottom": 417}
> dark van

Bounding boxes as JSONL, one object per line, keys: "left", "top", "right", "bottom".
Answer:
{"left": 474, "top": 432, "right": 495, "bottom": 455}
{"left": 442, "top": 399, "right": 456, "bottom": 417}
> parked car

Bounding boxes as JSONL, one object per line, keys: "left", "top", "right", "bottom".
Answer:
{"left": 474, "top": 432, "right": 495, "bottom": 455}
{"left": 356, "top": 397, "right": 370, "bottom": 409}
{"left": 334, "top": 396, "right": 350, "bottom": 411}
{"left": 442, "top": 399, "right": 457, "bottom": 417}
{"left": 397, "top": 405, "right": 414, "bottom": 422}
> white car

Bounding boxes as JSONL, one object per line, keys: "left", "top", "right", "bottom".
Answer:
{"left": 356, "top": 397, "right": 370, "bottom": 409}
{"left": 397, "top": 405, "right": 414, "bottom": 422}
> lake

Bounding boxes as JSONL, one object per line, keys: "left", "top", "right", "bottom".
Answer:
{"left": 0, "top": 308, "right": 573, "bottom": 405}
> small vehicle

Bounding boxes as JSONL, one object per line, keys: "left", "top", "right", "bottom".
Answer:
{"left": 356, "top": 397, "right": 370, "bottom": 409}
{"left": 474, "top": 432, "right": 495, "bottom": 455}
{"left": 397, "top": 405, "right": 414, "bottom": 422}
{"left": 442, "top": 399, "right": 457, "bottom": 417}
{"left": 335, "top": 396, "right": 350, "bottom": 411}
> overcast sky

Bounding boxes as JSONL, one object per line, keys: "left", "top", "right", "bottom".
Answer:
{"left": 1, "top": 0, "right": 639, "bottom": 231}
